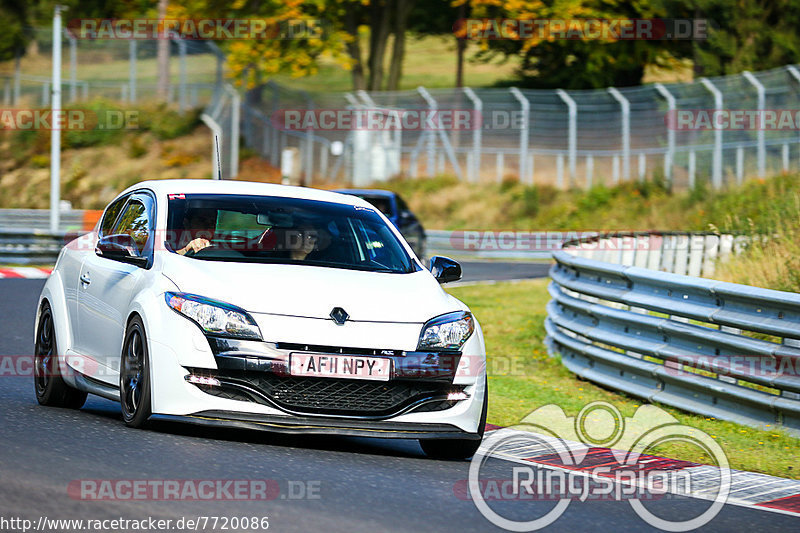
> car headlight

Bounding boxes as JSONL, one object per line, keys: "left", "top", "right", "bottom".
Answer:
{"left": 418, "top": 311, "right": 474, "bottom": 351}
{"left": 165, "top": 292, "right": 262, "bottom": 340}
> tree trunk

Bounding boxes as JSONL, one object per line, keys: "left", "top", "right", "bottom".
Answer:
{"left": 156, "top": 0, "right": 170, "bottom": 101}
{"left": 344, "top": 5, "right": 366, "bottom": 91}
{"left": 368, "top": 0, "right": 392, "bottom": 91}
{"left": 387, "top": 0, "right": 414, "bottom": 91}
{"left": 455, "top": 1, "right": 466, "bottom": 88}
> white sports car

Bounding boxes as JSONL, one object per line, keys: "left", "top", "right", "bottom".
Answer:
{"left": 34, "top": 180, "right": 487, "bottom": 459}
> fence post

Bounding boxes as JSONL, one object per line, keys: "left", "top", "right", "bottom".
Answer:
{"left": 736, "top": 147, "right": 744, "bottom": 184}
{"left": 608, "top": 87, "right": 630, "bottom": 182}
{"left": 462, "top": 87, "right": 482, "bottom": 182}
{"left": 638, "top": 153, "right": 646, "bottom": 181}
{"left": 585, "top": 154, "right": 593, "bottom": 188}
{"left": 783, "top": 143, "right": 790, "bottom": 172}
{"left": 699, "top": 78, "right": 723, "bottom": 189}
{"left": 496, "top": 152, "right": 504, "bottom": 182}
{"left": 227, "top": 85, "right": 240, "bottom": 179}
{"left": 129, "top": 40, "right": 137, "bottom": 103}
{"left": 269, "top": 83, "right": 280, "bottom": 166}
{"left": 509, "top": 87, "right": 530, "bottom": 183}
{"left": 787, "top": 66, "right": 800, "bottom": 149}
{"left": 742, "top": 71, "right": 765, "bottom": 178}
{"left": 418, "top": 86, "right": 462, "bottom": 180}
{"left": 177, "top": 39, "right": 187, "bottom": 114}
{"left": 13, "top": 49, "right": 20, "bottom": 105}
{"left": 556, "top": 89, "right": 577, "bottom": 187}
{"left": 654, "top": 83, "right": 675, "bottom": 188}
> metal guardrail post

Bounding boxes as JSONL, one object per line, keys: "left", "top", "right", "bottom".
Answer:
{"left": 653, "top": 83, "right": 675, "bottom": 188}
{"left": 462, "top": 87, "right": 482, "bottom": 182}
{"left": 742, "top": 71, "right": 766, "bottom": 178}
{"left": 608, "top": 87, "right": 631, "bottom": 182}
{"left": 556, "top": 89, "right": 577, "bottom": 187}
{"left": 699, "top": 78, "right": 723, "bottom": 189}
{"left": 509, "top": 87, "right": 530, "bottom": 184}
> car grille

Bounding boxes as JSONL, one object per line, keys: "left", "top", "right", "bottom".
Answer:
{"left": 186, "top": 368, "right": 464, "bottom": 418}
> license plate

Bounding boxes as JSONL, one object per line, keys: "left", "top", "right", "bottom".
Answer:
{"left": 290, "top": 353, "right": 392, "bottom": 381}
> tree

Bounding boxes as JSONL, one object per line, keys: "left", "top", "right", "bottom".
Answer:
{"left": 465, "top": 0, "right": 683, "bottom": 89}
{"left": 688, "top": 0, "right": 800, "bottom": 77}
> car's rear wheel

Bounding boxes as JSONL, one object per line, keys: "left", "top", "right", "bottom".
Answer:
{"left": 420, "top": 376, "right": 488, "bottom": 460}
{"left": 120, "top": 316, "right": 152, "bottom": 428}
{"left": 34, "top": 302, "right": 87, "bottom": 409}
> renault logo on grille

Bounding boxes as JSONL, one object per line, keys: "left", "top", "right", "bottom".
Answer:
{"left": 330, "top": 307, "right": 349, "bottom": 325}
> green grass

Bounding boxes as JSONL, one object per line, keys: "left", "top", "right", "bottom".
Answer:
{"left": 447, "top": 279, "right": 799, "bottom": 479}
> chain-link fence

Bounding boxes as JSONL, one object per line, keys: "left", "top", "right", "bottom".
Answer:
{"left": 241, "top": 64, "right": 800, "bottom": 190}
{"left": 0, "top": 28, "right": 224, "bottom": 111}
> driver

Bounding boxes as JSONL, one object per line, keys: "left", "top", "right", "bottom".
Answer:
{"left": 176, "top": 208, "right": 217, "bottom": 255}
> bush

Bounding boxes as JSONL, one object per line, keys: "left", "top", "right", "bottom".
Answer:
{"left": 138, "top": 105, "right": 201, "bottom": 140}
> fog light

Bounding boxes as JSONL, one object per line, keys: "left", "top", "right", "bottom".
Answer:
{"left": 186, "top": 374, "right": 220, "bottom": 387}
{"left": 447, "top": 391, "right": 469, "bottom": 401}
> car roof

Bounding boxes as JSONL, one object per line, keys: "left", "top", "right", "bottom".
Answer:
{"left": 334, "top": 189, "right": 396, "bottom": 199}
{"left": 120, "top": 179, "right": 373, "bottom": 208}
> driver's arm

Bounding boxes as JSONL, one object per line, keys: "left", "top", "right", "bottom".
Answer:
{"left": 177, "top": 238, "right": 211, "bottom": 255}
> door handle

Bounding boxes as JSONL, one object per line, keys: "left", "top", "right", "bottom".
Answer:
{"left": 79, "top": 273, "right": 91, "bottom": 285}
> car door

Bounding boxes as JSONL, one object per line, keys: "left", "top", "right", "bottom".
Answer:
{"left": 76, "top": 193, "right": 154, "bottom": 384}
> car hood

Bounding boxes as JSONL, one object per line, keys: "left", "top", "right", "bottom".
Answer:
{"left": 160, "top": 253, "right": 462, "bottom": 323}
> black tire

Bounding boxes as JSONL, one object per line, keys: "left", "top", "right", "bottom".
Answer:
{"left": 420, "top": 376, "right": 488, "bottom": 460}
{"left": 34, "top": 302, "right": 87, "bottom": 409}
{"left": 120, "top": 316, "right": 152, "bottom": 428}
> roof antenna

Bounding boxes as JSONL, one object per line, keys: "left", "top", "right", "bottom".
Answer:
{"left": 214, "top": 135, "right": 223, "bottom": 180}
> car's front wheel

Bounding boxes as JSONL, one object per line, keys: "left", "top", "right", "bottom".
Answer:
{"left": 120, "top": 316, "right": 152, "bottom": 428}
{"left": 34, "top": 302, "right": 88, "bottom": 409}
{"left": 420, "top": 376, "right": 487, "bottom": 460}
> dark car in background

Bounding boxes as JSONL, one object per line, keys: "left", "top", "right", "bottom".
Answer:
{"left": 335, "top": 189, "right": 426, "bottom": 261}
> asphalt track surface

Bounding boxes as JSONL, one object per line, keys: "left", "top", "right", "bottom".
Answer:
{"left": 1, "top": 275, "right": 796, "bottom": 532}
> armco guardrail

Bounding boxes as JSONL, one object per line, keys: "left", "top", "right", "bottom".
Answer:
{"left": 0, "top": 230, "right": 67, "bottom": 265}
{"left": 425, "top": 230, "right": 556, "bottom": 260}
{"left": 546, "top": 232, "right": 800, "bottom": 434}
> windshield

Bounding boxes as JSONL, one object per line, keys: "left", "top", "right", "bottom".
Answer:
{"left": 166, "top": 194, "right": 416, "bottom": 273}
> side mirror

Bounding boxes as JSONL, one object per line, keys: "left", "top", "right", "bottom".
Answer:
{"left": 429, "top": 256, "right": 461, "bottom": 284}
{"left": 96, "top": 234, "right": 148, "bottom": 267}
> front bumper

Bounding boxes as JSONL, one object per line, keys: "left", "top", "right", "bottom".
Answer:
{"left": 150, "top": 411, "right": 480, "bottom": 440}
{"left": 148, "top": 331, "right": 487, "bottom": 436}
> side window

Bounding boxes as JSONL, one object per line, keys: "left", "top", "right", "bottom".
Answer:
{"left": 113, "top": 200, "right": 150, "bottom": 254}
{"left": 396, "top": 196, "right": 411, "bottom": 215}
{"left": 99, "top": 196, "right": 128, "bottom": 237}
